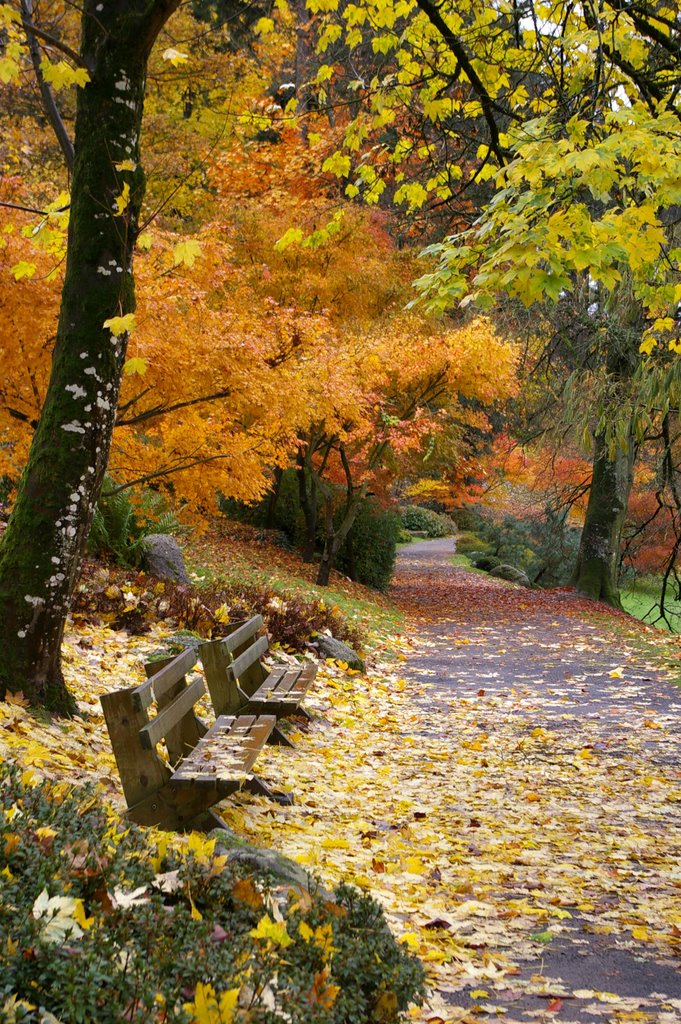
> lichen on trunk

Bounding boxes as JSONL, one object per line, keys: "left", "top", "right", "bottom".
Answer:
{"left": 0, "top": 0, "right": 180, "bottom": 712}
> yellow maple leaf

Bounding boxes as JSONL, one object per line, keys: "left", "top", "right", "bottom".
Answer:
{"left": 104, "top": 313, "right": 136, "bottom": 337}
{"left": 183, "top": 982, "right": 239, "bottom": 1024}
{"left": 123, "top": 357, "right": 148, "bottom": 376}
{"left": 39, "top": 58, "right": 90, "bottom": 90}
{"left": 173, "top": 239, "right": 202, "bottom": 268}
{"left": 249, "top": 914, "right": 293, "bottom": 947}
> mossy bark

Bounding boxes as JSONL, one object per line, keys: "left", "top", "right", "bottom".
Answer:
{"left": 572, "top": 428, "right": 634, "bottom": 607}
{"left": 0, "top": 0, "right": 179, "bottom": 713}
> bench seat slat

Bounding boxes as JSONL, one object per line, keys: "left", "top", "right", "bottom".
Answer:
{"left": 228, "top": 635, "right": 269, "bottom": 681}
{"left": 139, "top": 676, "right": 206, "bottom": 750}
{"left": 132, "top": 647, "right": 198, "bottom": 711}
{"left": 172, "top": 714, "right": 276, "bottom": 782}
{"left": 253, "top": 667, "right": 302, "bottom": 699}
{"left": 252, "top": 666, "right": 317, "bottom": 701}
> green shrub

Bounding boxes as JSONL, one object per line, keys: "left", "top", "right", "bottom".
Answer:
{"left": 219, "top": 470, "right": 306, "bottom": 545}
{"left": 450, "top": 507, "right": 485, "bottom": 531}
{"left": 454, "top": 531, "right": 491, "bottom": 554}
{"left": 337, "top": 499, "right": 400, "bottom": 591}
{"left": 88, "top": 477, "right": 180, "bottom": 567}
{"left": 477, "top": 508, "right": 581, "bottom": 587}
{"left": 399, "top": 505, "right": 453, "bottom": 538}
{"left": 472, "top": 555, "right": 501, "bottom": 571}
{"left": 0, "top": 767, "right": 425, "bottom": 1024}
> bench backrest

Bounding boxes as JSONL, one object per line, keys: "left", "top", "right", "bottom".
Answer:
{"left": 100, "top": 648, "right": 206, "bottom": 809}
{"left": 199, "top": 615, "right": 269, "bottom": 716}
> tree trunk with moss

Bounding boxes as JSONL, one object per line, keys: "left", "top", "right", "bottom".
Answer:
{"left": 572, "top": 281, "right": 642, "bottom": 608}
{"left": 0, "top": 0, "right": 179, "bottom": 712}
{"left": 572, "top": 429, "right": 635, "bottom": 607}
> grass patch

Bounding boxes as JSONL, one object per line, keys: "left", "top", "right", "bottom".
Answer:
{"left": 620, "top": 575, "right": 681, "bottom": 633}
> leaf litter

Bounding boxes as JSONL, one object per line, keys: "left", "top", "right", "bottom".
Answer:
{"left": 1, "top": 539, "right": 681, "bottom": 1022}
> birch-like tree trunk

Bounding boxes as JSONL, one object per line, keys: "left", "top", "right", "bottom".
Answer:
{"left": 0, "top": 0, "right": 179, "bottom": 711}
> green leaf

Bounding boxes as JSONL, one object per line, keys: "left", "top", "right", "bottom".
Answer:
{"left": 322, "top": 152, "right": 351, "bottom": 178}
{"left": 274, "top": 228, "right": 303, "bottom": 252}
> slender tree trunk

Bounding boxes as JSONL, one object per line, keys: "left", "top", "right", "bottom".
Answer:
{"left": 572, "top": 280, "right": 642, "bottom": 608}
{"left": 296, "top": 449, "right": 318, "bottom": 562}
{"left": 316, "top": 493, "right": 366, "bottom": 586}
{"left": 0, "top": 0, "right": 179, "bottom": 712}
{"left": 317, "top": 466, "right": 368, "bottom": 587}
{"left": 263, "top": 466, "right": 283, "bottom": 529}
{"left": 572, "top": 428, "right": 635, "bottom": 606}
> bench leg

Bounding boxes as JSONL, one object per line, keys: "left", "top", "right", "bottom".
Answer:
{"left": 243, "top": 775, "right": 294, "bottom": 806}
{"left": 267, "top": 724, "right": 296, "bottom": 748}
{"left": 296, "top": 707, "right": 313, "bottom": 722}
{"left": 192, "top": 808, "right": 230, "bottom": 832}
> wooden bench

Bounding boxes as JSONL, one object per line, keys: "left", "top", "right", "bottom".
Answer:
{"left": 100, "top": 646, "right": 284, "bottom": 831}
{"left": 199, "top": 616, "right": 317, "bottom": 748}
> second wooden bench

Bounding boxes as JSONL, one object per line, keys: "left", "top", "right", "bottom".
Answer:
{"left": 199, "top": 615, "right": 317, "bottom": 747}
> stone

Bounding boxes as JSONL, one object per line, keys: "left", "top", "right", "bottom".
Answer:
{"left": 141, "top": 534, "right": 189, "bottom": 582}
{"left": 489, "top": 564, "right": 531, "bottom": 587}
{"left": 211, "top": 830, "right": 331, "bottom": 897}
{"left": 313, "top": 634, "right": 366, "bottom": 672}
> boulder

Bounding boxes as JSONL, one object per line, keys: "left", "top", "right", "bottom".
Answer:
{"left": 141, "top": 534, "right": 189, "bottom": 582}
{"left": 314, "top": 634, "right": 366, "bottom": 672}
{"left": 212, "top": 830, "right": 331, "bottom": 897}
{"left": 489, "top": 564, "right": 531, "bottom": 587}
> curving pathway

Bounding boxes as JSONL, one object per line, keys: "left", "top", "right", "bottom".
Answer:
{"left": 390, "top": 539, "right": 681, "bottom": 1022}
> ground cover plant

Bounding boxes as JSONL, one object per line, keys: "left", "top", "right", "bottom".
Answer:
{"left": 0, "top": 767, "right": 425, "bottom": 1023}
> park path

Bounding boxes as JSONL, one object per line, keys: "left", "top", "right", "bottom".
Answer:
{"left": 389, "top": 539, "right": 681, "bottom": 1023}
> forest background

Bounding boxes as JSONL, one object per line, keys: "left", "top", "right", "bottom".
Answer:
{"left": 1, "top": 0, "right": 681, "bottom": 713}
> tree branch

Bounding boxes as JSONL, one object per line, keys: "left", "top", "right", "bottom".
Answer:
{"left": 115, "top": 387, "right": 233, "bottom": 426}
{"left": 412, "top": 0, "right": 515, "bottom": 165}
{"left": 21, "top": 0, "right": 75, "bottom": 172}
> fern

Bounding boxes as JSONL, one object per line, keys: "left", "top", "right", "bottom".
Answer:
{"left": 88, "top": 477, "right": 180, "bottom": 567}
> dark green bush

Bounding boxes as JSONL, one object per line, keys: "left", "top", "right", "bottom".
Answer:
{"left": 472, "top": 555, "right": 501, "bottom": 571}
{"left": 454, "top": 531, "right": 492, "bottom": 555}
{"left": 219, "top": 470, "right": 306, "bottom": 545}
{"left": 450, "top": 507, "right": 485, "bottom": 531}
{"left": 398, "top": 505, "right": 453, "bottom": 538}
{"left": 477, "top": 508, "right": 581, "bottom": 587}
{"left": 337, "top": 499, "right": 400, "bottom": 592}
{"left": 0, "top": 767, "right": 425, "bottom": 1024}
{"left": 222, "top": 474, "right": 400, "bottom": 591}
